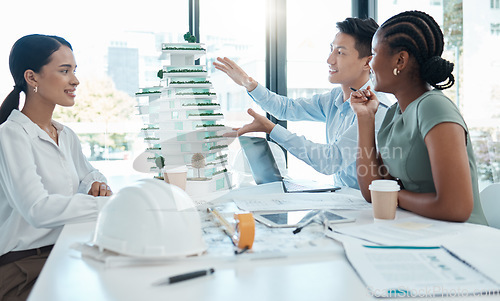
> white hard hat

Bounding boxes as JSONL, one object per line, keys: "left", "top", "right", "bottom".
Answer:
{"left": 92, "top": 178, "right": 207, "bottom": 258}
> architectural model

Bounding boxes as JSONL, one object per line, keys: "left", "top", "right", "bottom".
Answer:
{"left": 135, "top": 33, "right": 232, "bottom": 196}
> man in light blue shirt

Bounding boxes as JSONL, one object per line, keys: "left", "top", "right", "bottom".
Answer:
{"left": 214, "top": 18, "right": 392, "bottom": 189}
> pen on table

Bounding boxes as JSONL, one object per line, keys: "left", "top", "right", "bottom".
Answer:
{"left": 152, "top": 268, "right": 215, "bottom": 286}
{"left": 235, "top": 246, "right": 249, "bottom": 255}
{"left": 293, "top": 218, "right": 314, "bottom": 234}
{"left": 208, "top": 208, "right": 235, "bottom": 236}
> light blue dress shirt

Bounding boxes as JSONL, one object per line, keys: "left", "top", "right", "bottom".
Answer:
{"left": 248, "top": 80, "right": 393, "bottom": 189}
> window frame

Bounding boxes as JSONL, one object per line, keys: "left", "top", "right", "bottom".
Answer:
{"left": 189, "top": 0, "right": 376, "bottom": 169}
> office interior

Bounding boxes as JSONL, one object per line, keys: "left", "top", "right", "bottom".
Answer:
{"left": 1, "top": 0, "right": 500, "bottom": 300}
{"left": 2, "top": 0, "right": 498, "bottom": 191}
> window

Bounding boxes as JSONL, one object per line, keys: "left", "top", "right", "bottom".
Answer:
{"left": 0, "top": 0, "right": 268, "bottom": 190}
{"left": 378, "top": 0, "right": 500, "bottom": 189}
{"left": 200, "top": 0, "right": 266, "bottom": 127}
{"left": 0, "top": 0, "right": 190, "bottom": 189}
{"left": 491, "top": 23, "right": 500, "bottom": 35}
{"left": 3, "top": 0, "right": 499, "bottom": 190}
{"left": 199, "top": 0, "right": 267, "bottom": 181}
{"left": 285, "top": 0, "right": 351, "bottom": 183}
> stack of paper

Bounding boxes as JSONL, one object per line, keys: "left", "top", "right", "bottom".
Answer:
{"left": 329, "top": 216, "right": 468, "bottom": 246}
{"left": 343, "top": 243, "right": 500, "bottom": 298}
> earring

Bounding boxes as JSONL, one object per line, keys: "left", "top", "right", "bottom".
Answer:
{"left": 393, "top": 68, "right": 400, "bottom": 76}
{"left": 34, "top": 86, "right": 38, "bottom": 93}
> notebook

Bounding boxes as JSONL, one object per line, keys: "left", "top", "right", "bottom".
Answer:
{"left": 238, "top": 136, "right": 340, "bottom": 193}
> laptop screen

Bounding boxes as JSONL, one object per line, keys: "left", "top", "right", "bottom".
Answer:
{"left": 238, "top": 136, "right": 282, "bottom": 184}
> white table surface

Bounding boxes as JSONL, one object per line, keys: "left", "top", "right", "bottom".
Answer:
{"left": 28, "top": 183, "right": 500, "bottom": 301}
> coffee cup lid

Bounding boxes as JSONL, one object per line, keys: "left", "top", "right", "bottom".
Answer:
{"left": 369, "top": 180, "right": 400, "bottom": 192}
{"left": 162, "top": 165, "right": 188, "bottom": 173}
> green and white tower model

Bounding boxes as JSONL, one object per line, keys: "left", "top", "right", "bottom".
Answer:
{"left": 135, "top": 32, "right": 232, "bottom": 196}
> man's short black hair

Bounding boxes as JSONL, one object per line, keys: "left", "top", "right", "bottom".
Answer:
{"left": 336, "top": 17, "right": 379, "bottom": 58}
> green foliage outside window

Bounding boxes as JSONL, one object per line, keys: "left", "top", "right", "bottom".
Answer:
{"left": 53, "top": 76, "right": 138, "bottom": 161}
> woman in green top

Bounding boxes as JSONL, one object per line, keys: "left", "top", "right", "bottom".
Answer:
{"left": 351, "top": 11, "right": 487, "bottom": 224}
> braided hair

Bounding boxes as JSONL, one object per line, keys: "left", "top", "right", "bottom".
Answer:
{"left": 379, "top": 11, "right": 454, "bottom": 90}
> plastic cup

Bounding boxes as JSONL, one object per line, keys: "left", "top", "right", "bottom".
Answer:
{"left": 162, "top": 165, "right": 188, "bottom": 191}
{"left": 369, "top": 180, "right": 400, "bottom": 220}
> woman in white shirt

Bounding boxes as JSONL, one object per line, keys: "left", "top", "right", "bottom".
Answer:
{"left": 0, "top": 34, "right": 112, "bottom": 300}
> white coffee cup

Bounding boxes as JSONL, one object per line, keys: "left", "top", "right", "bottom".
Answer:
{"left": 162, "top": 165, "right": 188, "bottom": 191}
{"left": 369, "top": 180, "right": 400, "bottom": 220}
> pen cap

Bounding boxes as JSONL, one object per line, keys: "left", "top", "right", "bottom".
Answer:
{"left": 92, "top": 178, "right": 207, "bottom": 258}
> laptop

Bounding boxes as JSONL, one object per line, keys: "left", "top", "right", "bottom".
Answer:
{"left": 238, "top": 136, "right": 340, "bottom": 193}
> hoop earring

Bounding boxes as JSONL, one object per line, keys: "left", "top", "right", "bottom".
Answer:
{"left": 393, "top": 68, "right": 400, "bottom": 76}
{"left": 34, "top": 86, "right": 38, "bottom": 93}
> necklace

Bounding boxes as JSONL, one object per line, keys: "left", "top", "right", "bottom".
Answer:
{"left": 42, "top": 125, "right": 57, "bottom": 138}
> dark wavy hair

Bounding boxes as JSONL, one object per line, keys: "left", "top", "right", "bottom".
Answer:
{"left": 0, "top": 34, "right": 73, "bottom": 124}
{"left": 379, "top": 10, "right": 454, "bottom": 90}
{"left": 336, "top": 17, "right": 379, "bottom": 58}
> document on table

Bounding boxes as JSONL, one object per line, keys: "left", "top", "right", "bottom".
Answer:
{"left": 233, "top": 192, "right": 371, "bottom": 211}
{"left": 329, "top": 216, "right": 468, "bottom": 246}
{"left": 344, "top": 243, "right": 500, "bottom": 298}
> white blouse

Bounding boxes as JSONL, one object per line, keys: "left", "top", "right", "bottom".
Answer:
{"left": 0, "top": 110, "right": 108, "bottom": 255}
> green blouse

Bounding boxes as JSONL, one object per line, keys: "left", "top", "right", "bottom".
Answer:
{"left": 377, "top": 90, "right": 487, "bottom": 225}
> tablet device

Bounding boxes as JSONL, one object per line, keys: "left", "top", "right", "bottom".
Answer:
{"left": 253, "top": 210, "right": 354, "bottom": 228}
